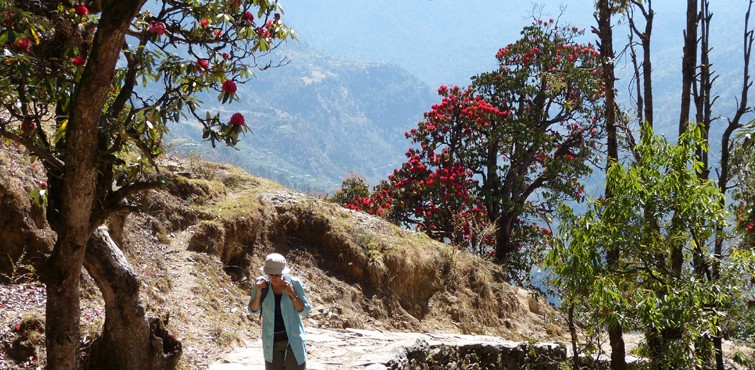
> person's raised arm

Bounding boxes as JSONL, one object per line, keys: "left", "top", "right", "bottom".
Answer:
{"left": 247, "top": 278, "right": 268, "bottom": 314}
{"left": 286, "top": 279, "right": 310, "bottom": 315}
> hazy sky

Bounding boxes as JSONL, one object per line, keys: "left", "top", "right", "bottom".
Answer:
{"left": 279, "top": 1, "right": 746, "bottom": 89}
{"left": 280, "top": 1, "right": 599, "bottom": 87}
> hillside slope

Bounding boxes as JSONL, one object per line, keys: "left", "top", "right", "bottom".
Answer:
{"left": 167, "top": 42, "right": 436, "bottom": 194}
{"left": 0, "top": 145, "right": 567, "bottom": 369}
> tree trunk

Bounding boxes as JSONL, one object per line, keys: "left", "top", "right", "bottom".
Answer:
{"left": 494, "top": 215, "right": 515, "bottom": 279}
{"left": 45, "top": 232, "right": 88, "bottom": 369}
{"left": 596, "top": 1, "right": 626, "bottom": 369}
{"left": 679, "top": 0, "right": 698, "bottom": 136}
{"left": 713, "top": 336, "right": 724, "bottom": 370}
{"left": 44, "top": 1, "right": 147, "bottom": 368}
{"left": 106, "top": 210, "right": 128, "bottom": 250}
{"left": 82, "top": 227, "right": 181, "bottom": 370}
{"left": 646, "top": 328, "right": 664, "bottom": 370}
{"left": 694, "top": 0, "right": 713, "bottom": 180}
{"left": 641, "top": 1, "right": 654, "bottom": 129}
{"left": 568, "top": 303, "right": 579, "bottom": 370}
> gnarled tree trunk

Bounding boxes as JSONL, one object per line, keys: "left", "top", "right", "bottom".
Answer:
{"left": 82, "top": 226, "right": 181, "bottom": 370}
{"left": 43, "top": 1, "right": 147, "bottom": 368}
{"left": 45, "top": 231, "right": 89, "bottom": 369}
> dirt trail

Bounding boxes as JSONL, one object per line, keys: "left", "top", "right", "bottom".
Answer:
{"left": 209, "top": 326, "right": 550, "bottom": 369}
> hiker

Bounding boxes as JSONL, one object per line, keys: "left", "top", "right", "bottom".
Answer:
{"left": 248, "top": 253, "right": 311, "bottom": 370}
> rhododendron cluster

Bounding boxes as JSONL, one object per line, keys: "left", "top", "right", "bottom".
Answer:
{"left": 14, "top": 37, "right": 30, "bottom": 51}
{"left": 255, "top": 15, "right": 282, "bottom": 42}
{"left": 229, "top": 112, "right": 245, "bottom": 126}
{"left": 348, "top": 85, "right": 503, "bottom": 247}
{"left": 348, "top": 20, "right": 603, "bottom": 281}
{"left": 0, "top": 0, "right": 292, "bottom": 365}
{"left": 222, "top": 80, "right": 237, "bottom": 94}
{"left": 21, "top": 119, "right": 35, "bottom": 132}
{"left": 2, "top": 11, "right": 12, "bottom": 27}
{"left": 196, "top": 58, "right": 209, "bottom": 71}
{"left": 735, "top": 197, "right": 755, "bottom": 244}
{"left": 0, "top": 0, "right": 286, "bottom": 218}
{"left": 74, "top": 4, "right": 88, "bottom": 16}
{"left": 148, "top": 21, "right": 165, "bottom": 36}
{"left": 71, "top": 56, "right": 86, "bottom": 66}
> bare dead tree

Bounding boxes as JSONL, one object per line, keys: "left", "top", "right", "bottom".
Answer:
{"left": 628, "top": 0, "right": 654, "bottom": 138}
{"left": 679, "top": 0, "right": 699, "bottom": 137}
{"left": 692, "top": 0, "right": 717, "bottom": 180}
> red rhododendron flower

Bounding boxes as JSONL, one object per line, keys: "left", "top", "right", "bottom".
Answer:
{"left": 149, "top": 21, "right": 165, "bottom": 35}
{"left": 196, "top": 59, "right": 209, "bottom": 71}
{"left": 256, "top": 27, "right": 270, "bottom": 39}
{"left": 71, "top": 56, "right": 86, "bottom": 66}
{"left": 2, "top": 12, "right": 13, "bottom": 27}
{"left": 222, "top": 80, "right": 237, "bottom": 94}
{"left": 75, "top": 4, "right": 88, "bottom": 15}
{"left": 243, "top": 11, "right": 254, "bottom": 23}
{"left": 200, "top": 18, "right": 209, "bottom": 28}
{"left": 222, "top": 52, "right": 230, "bottom": 60}
{"left": 213, "top": 29, "right": 223, "bottom": 37}
{"left": 14, "top": 37, "right": 31, "bottom": 52}
{"left": 39, "top": 181, "right": 47, "bottom": 189}
{"left": 21, "top": 120, "right": 35, "bottom": 132}
{"left": 229, "top": 112, "right": 245, "bottom": 126}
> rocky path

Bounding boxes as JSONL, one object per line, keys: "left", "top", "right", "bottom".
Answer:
{"left": 208, "top": 327, "right": 542, "bottom": 369}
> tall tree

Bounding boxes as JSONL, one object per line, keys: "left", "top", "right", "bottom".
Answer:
{"left": 349, "top": 20, "right": 604, "bottom": 281}
{"left": 548, "top": 124, "right": 753, "bottom": 369}
{"left": 686, "top": 1, "right": 754, "bottom": 367}
{"left": 554, "top": 0, "right": 755, "bottom": 367}
{"left": 0, "top": 1, "right": 293, "bottom": 368}
{"left": 594, "top": 0, "right": 627, "bottom": 368}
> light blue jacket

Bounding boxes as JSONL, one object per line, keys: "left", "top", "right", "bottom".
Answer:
{"left": 247, "top": 274, "right": 311, "bottom": 365}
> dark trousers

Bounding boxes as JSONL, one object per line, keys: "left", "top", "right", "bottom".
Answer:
{"left": 265, "top": 340, "right": 306, "bottom": 370}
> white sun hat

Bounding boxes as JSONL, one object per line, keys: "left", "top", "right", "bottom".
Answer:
{"left": 260, "top": 253, "right": 290, "bottom": 274}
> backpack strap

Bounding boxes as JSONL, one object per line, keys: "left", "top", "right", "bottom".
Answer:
{"left": 260, "top": 285, "right": 269, "bottom": 306}
{"left": 258, "top": 283, "right": 269, "bottom": 324}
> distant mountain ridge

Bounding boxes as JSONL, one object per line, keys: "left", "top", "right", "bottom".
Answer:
{"left": 168, "top": 42, "right": 436, "bottom": 193}
{"left": 167, "top": 1, "right": 755, "bottom": 195}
